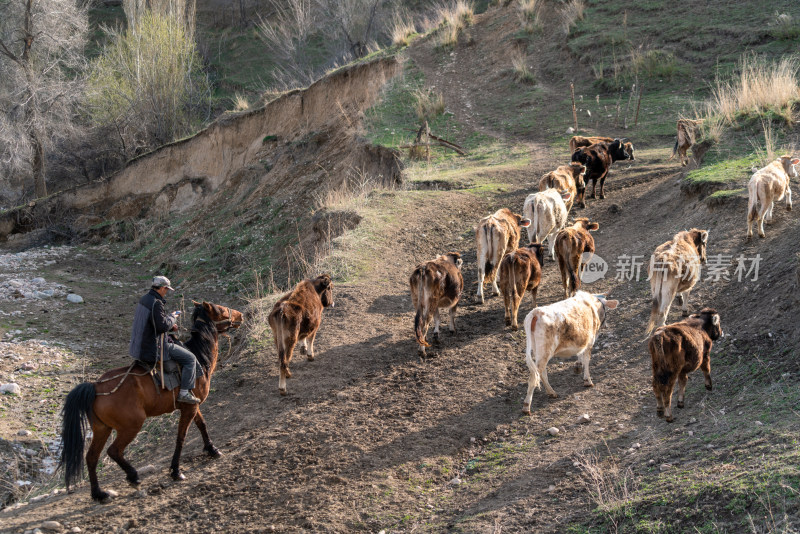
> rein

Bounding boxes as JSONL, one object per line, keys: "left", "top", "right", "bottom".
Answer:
{"left": 94, "top": 361, "right": 152, "bottom": 396}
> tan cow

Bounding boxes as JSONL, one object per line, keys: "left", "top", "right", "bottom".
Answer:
{"left": 650, "top": 309, "right": 723, "bottom": 422}
{"left": 669, "top": 119, "right": 702, "bottom": 166}
{"left": 523, "top": 189, "right": 569, "bottom": 260}
{"left": 538, "top": 162, "right": 585, "bottom": 213}
{"left": 498, "top": 243, "right": 545, "bottom": 330}
{"left": 409, "top": 252, "right": 464, "bottom": 356}
{"left": 269, "top": 274, "right": 335, "bottom": 395}
{"left": 522, "top": 291, "right": 619, "bottom": 414}
{"left": 646, "top": 229, "right": 709, "bottom": 334}
{"left": 554, "top": 218, "right": 599, "bottom": 298}
{"left": 746, "top": 155, "right": 799, "bottom": 239}
{"left": 476, "top": 208, "right": 531, "bottom": 304}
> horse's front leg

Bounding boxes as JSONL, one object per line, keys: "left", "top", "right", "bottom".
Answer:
{"left": 194, "top": 409, "right": 221, "bottom": 458}
{"left": 170, "top": 405, "right": 199, "bottom": 481}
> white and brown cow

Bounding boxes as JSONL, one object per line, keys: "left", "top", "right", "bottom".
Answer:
{"left": 537, "top": 162, "right": 585, "bottom": 213}
{"left": 269, "top": 274, "right": 335, "bottom": 395}
{"left": 523, "top": 188, "right": 569, "bottom": 260}
{"left": 554, "top": 218, "right": 599, "bottom": 298}
{"left": 476, "top": 208, "right": 531, "bottom": 304}
{"left": 409, "top": 252, "right": 464, "bottom": 356}
{"left": 746, "top": 155, "right": 799, "bottom": 239}
{"left": 646, "top": 229, "right": 709, "bottom": 334}
{"left": 650, "top": 309, "right": 723, "bottom": 422}
{"left": 522, "top": 291, "right": 619, "bottom": 415}
{"left": 498, "top": 243, "right": 545, "bottom": 330}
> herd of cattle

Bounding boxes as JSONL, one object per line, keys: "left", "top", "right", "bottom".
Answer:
{"left": 269, "top": 130, "right": 798, "bottom": 423}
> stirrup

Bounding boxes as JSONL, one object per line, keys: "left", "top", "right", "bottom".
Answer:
{"left": 177, "top": 391, "right": 201, "bottom": 404}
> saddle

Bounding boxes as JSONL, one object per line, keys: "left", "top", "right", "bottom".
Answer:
{"left": 135, "top": 341, "right": 203, "bottom": 393}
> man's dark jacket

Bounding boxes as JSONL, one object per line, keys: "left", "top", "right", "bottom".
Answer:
{"left": 129, "top": 289, "right": 176, "bottom": 362}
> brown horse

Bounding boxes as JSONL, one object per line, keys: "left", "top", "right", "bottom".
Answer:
{"left": 59, "top": 301, "right": 243, "bottom": 501}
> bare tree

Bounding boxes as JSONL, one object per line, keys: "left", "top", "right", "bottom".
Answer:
{"left": 0, "top": 0, "right": 88, "bottom": 201}
{"left": 318, "top": 0, "right": 384, "bottom": 60}
{"left": 257, "top": 0, "right": 317, "bottom": 87}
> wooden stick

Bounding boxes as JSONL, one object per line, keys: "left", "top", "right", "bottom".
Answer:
{"left": 571, "top": 83, "right": 578, "bottom": 131}
{"left": 634, "top": 87, "right": 643, "bottom": 127}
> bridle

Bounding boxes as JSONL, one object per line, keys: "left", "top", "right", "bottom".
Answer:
{"left": 194, "top": 305, "right": 242, "bottom": 333}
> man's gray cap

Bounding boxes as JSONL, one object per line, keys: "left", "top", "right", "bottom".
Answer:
{"left": 152, "top": 276, "right": 174, "bottom": 290}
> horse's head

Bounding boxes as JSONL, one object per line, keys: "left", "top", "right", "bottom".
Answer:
{"left": 192, "top": 300, "right": 244, "bottom": 333}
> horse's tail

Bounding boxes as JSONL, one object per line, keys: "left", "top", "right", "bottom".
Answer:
{"left": 59, "top": 382, "right": 96, "bottom": 491}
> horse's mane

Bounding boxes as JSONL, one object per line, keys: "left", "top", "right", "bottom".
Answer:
{"left": 185, "top": 305, "right": 218, "bottom": 372}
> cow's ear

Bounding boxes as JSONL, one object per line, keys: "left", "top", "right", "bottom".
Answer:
{"left": 519, "top": 218, "right": 531, "bottom": 228}
{"left": 588, "top": 222, "right": 599, "bottom": 231}
{"left": 192, "top": 300, "right": 201, "bottom": 306}
{"left": 711, "top": 314, "right": 720, "bottom": 326}
{"left": 605, "top": 299, "right": 619, "bottom": 309}
{"left": 456, "top": 257, "right": 463, "bottom": 269}
{"left": 700, "top": 230, "right": 709, "bottom": 243}
{"left": 319, "top": 274, "right": 332, "bottom": 288}
{"left": 792, "top": 158, "right": 800, "bottom": 165}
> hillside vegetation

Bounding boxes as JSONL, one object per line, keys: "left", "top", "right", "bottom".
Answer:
{"left": 2, "top": 0, "right": 800, "bottom": 533}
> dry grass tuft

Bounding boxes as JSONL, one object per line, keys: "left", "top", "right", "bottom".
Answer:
{"left": 413, "top": 88, "right": 446, "bottom": 122}
{"left": 575, "top": 449, "right": 638, "bottom": 532}
{"left": 518, "top": 0, "right": 543, "bottom": 33}
{"left": 232, "top": 93, "right": 250, "bottom": 112}
{"left": 560, "top": 0, "right": 586, "bottom": 35}
{"left": 510, "top": 48, "right": 535, "bottom": 84}
{"left": 435, "top": 1, "right": 474, "bottom": 47}
{"left": 390, "top": 13, "right": 417, "bottom": 47}
{"left": 710, "top": 54, "right": 800, "bottom": 125}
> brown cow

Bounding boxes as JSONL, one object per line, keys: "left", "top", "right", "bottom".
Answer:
{"left": 571, "top": 139, "right": 632, "bottom": 202}
{"left": 537, "top": 162, "right": 586, "bottom": 213}
{"left": 649, "top": 309, "right": 723, "bottom": 422}
{"left": 646, "top": 229, "right": 709, "bottom": 334}
{"left": 269, "top": 274, "right": 335, "bottom": 395}
{"left": 571, "top": 136, "right": 635, "bottom": 161}
{"left": 669, "top": 119, "right": 702, "bottom": 167}
{"left": 476, "top": 208, "right": 531, "bottom": 304}
{"left": 555, "top": 218, "right": 599, "bottom": 298}
{"left": 499, "top": 243, "right": 545, "bottom": 330}
{"left": 410, "top": 252, "right": 464, "bottom": 355}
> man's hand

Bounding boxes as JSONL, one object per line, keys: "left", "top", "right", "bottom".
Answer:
{"left": 171, "top": 324, "right": 178, "bottom": 331}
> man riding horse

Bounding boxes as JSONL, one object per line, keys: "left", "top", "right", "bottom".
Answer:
{"left": 129, "top": 275, "right": 201, "bottom": 404}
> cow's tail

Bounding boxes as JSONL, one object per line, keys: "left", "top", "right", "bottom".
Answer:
{"left": 646, "top": 270, "right": 670, "bottom": 334}
{"left": 669, "top": 138, "right": 678, "bottom": 160}
{"left": 531, "top": 203, "right": 541, "bottom": 244}
{"left": 414, "top": 268, "right": 431, "bottom": 347}
{"left": 274, "top": 305, "right": 291, "bottom": 378}
{"left": 525, "top": 315, "right": 541, "bottom": 392}
{"left": 747, "top": 179, "right": 760, "bottom": 223}
{"left": 567, "top": 255, "right": 579, "bottom": 296}
{"left": 650, "top": 333, "right": 671, "bottom": 385}
{"left": 483, "top": 225, "right": 496, "bottom": 282}
{"left": 60, "top": 382, "right": 96, "bottom": 491}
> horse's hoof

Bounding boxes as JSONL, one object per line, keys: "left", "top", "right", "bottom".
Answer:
{"left": 205, "top": 445, "right": 222, "bottom": 458}
{"left": 677, "top": 401, "right": 685, "bottom": 409}
{"left": 598, "top": 194, "right": 605, "bottom": 199}
{"left": 126, "top": 475, "right": 141, "bottom": 487}
{"left": 91, "top": 490, "right": 112, "bottom": 502}
{"left": 171, "top": 470, "right": 186, "bottom": 481}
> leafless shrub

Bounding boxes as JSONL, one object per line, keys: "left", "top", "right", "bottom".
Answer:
{"left": 435, "top": 1, "right": 474, "bottom": 47}
{"left": 232, "top": 94, "right": 250, "bottom": 112}
{"left": 0, "top": 0, "right": 89, "bottom": 201}
{"left": 257, "top": 0, "right": 317, "bottom": 87}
